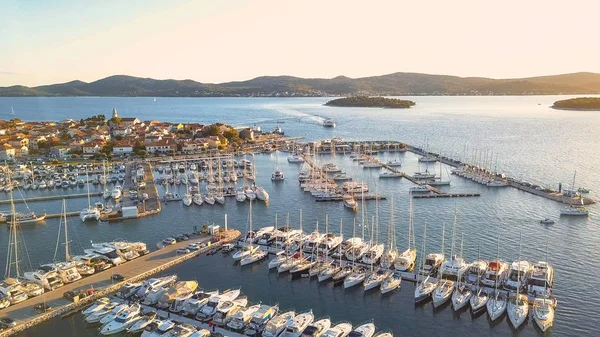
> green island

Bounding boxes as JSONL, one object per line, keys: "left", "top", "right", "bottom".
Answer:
{"left": 325, "top": 96, "right": 416, "bottom": 108}
{"left": 552, "top": 97, "right": 600, "bottom": 110}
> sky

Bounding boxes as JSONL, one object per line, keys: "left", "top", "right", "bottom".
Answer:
{"left": 1, "top": 0, "right": 599, "bottom": 86}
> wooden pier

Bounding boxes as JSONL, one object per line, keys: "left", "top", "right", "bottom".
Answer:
{"left": 0, "top": 229, "right": 241, "bottom": 337}
{"left": 0, "top": 192, "right": 103, "bottom": 205}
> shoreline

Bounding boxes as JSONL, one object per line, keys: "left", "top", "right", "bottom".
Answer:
{"left": 550, "top": 106, "right": 600, "bottom": 111}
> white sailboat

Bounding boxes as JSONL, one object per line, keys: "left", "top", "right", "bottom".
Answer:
{"left": 487, "top": 236, "right": 507, "bottom": 321}
{"left": 560, "top": 171, "right": 588, "bottom": 216}
{"left": 414, "top": 223, "right": 437, "bottom": 303}
{"left": 240, "top": 200, "right": 268, "bottom": 266}
{"left": 80, "top": 168, "right": 100, "bottom": 222}
{"left": 507, "top": 233, "right": 529, "bottom": 329}
{"left": 102, "top": 162, "right": 111, "bottom": 199}
{"left": 394, "top": 192, "right": 417, "bottom": 271}
{"left": 380, "top": 196, "right": 398, "bottom": 269}
{"left": 272, "top": 150, "right": 284, "bottom": 181}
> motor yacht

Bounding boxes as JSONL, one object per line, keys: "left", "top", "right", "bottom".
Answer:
{"left": 141, "top": 320, "right": 176, "bottom": 337}
{"left": 211, "top": 296, "right": 248, "bottom": 326}
{"left": 135, "top": 275, "right": 178, "bottom": 299}
{"left": 386, "top": 159, "right": 402, "bottom": 167}
{"left": 21, "top": 281, "right": 44, "bottom": 297}
{"left": 73, "top": 254, "right": 112, "bottom": 272}
{"left": 84, "top": 247, "right": 123, "bottom": 266}
{"left": 343, "top": 195, "right": 358, "bottom": 212}
{"left": 128, "top": 312, "right": 158, "bottom": 334}
{"left": 301, "top": 317, "right": 331, "bottom": 337}
{"left": 465, "top": 260, "right": 488, "bottom": 284}
{"left": 432, "top": 279, "right": 455, "bottom": 308}
{"left": 287, "top": 154, "right": 305, "bottom": 163}
{"left": 82, "top": 297, "right": 110, "bottom": 316}
{"left": 533, "top": 298, "right": 556, "bottom": 332}
{"left": 504, "top": 260, "right": 532, "bottom": 291}
{"left": 438, "top": 255, "right": 469, "bottom": 281}
{"left": 116, "top": 282, "right": 142, "bottom": 299}
{"left": 100, "top": 303, "right": 142, "bottom": 335}
{"left": 323, "top": 118, "right": 336, "bottom": 128}
{"left": 196, "top": 288, "right": 241, "bottom": 321}
{"left": 181, "top": 290, "right": 218, "bottom": 317}
{"left": 418, "top": 253, "right": 444, "bottom": 276}
{"left": 85, "top": 301, "right": 121, "bottom": 323}
{"left": 157, "top": 280, "right": 198, "bottom": 309}
{"left": 262, "top": 311, "right": 295, "bottom": 337}
{"left": 348, "top": 322, "right": 375, "bottom": 337}
{"left": 226, "top": 304, "right": 261, "bottom": 331}
{"left": 53, "top": 262, "right": 82, "bottom": 284}
{"left": 481, "top": 260, "right": 508, "bottom": 288}
{"left": 24, "top": 265, "right": 64, "bottom": 291}
{"left": 0, "top": 278, "right": 28, "bottom": 304}
{"left": 279, "top": 310, "right": 314, "bottom": 337}
{"left": 527, "top": 261, "right": 554, "bottom": 296}
{"left": 507, "top": 293, "right": 529, "bottom": 328}
{"left": 322, "top": 323, "right": 352, "bottom": 337}
{"left": 244, "top": 303, "right": 279, "bottom": 335}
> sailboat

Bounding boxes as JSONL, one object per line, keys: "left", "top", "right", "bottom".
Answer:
{"left": 182, "top": 168, "right": 193, "bottom": 206}
{"left": 192, "top": 171, "right": 203, "bottom": 206}
{"left": 80, "top": 168, "right": 100, "bottom": 222}
{"left": 272, "top": 150, "right": 284, "bottom": 181}
{"left": 240, "top": 200, "right": 268, "bottom": 266}
{"left": 215, "top": 163, "right": 225, "bottom": 205}
{"left": 507, "top": 233, "right": 529, "bottom": 328}
{"left": 532, "top": 238, "right": 555, "bottom": 331}
{"left": 394, "top": 192, "right": 417, "bottom": 271}
{"left": 1, "top": 181, "right": 30, "bottom": 304}
{"left": 102, "top": 161, "right": 111, "bottom": 199}
{"left": 560, "top": 171, "right": 588, "bottom": 215}
{"left": 380, "top": 196, "right": 398, "bottom": 269}
{"left": 469, "top": 245, "right": 488, "bottom": 314}
{"left": 414, "top": 223, "right": 438, "bottom": 303}
{"left": 487, "top": 236, "right": 507, "bottom": 321}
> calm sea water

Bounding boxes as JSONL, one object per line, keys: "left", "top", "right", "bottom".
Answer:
{"left": 1, "top": 96, "right": 599, "bottom": 337}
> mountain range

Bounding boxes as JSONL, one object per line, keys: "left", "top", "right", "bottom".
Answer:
{"left": 2, "top": 72, "right": 600, "bottom": 97}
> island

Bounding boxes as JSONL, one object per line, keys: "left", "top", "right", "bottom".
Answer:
{"left": 325, "top": 96, "right": 416, "bottom": 108}
{"left": 552, "top": 97, "right": 600, "bottom": 111}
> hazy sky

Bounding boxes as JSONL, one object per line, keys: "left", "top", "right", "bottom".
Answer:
{"left": 1, "top": 0, "right": 598, "bottom": 86}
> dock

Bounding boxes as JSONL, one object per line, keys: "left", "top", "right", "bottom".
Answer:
{"left": 0, "top": 192, "right": 103, "bottom": 205}
{"left": 0, "top": 229, "right": 241, "bottom": 337}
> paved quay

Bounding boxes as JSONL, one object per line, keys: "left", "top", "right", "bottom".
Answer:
{"left": 0, "top": 229, "right": 240, "bottom": 337}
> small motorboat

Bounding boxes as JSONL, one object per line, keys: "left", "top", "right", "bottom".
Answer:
{"left": 540, "top": 218, "right": 555, "bottom": 225}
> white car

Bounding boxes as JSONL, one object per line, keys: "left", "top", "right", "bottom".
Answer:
{"left": 162, "top": 238, "right": 176, "bottom": 245}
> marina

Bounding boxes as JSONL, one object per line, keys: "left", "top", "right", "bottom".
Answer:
{"left": 0, "top": 96, "right": 598, "bottom": 337}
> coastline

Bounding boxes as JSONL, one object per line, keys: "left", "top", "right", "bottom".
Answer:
{"left": 550, "top": 106, "right": 600, "bottom": 111}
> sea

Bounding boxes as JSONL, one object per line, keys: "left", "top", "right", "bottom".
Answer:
{"left": 0, "top": 96, "right": 598, "bottom": 337}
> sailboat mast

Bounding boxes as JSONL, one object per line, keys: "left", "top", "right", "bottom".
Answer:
{"left": 441, "top": 222, "right": 445, "bottom": 256}
{"left": 86, "top": 167, "right": 91, "bottom": 208}
{"left": 63, "top": 199, "right": 71, "bottom": 261}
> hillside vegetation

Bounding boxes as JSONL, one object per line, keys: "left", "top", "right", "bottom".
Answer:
{"left": 325, "top": 96, "right": 416, "bottom": 108}
{"left": 2, "top": 72, "right": 600, "bottom": 97}
{"left": 552, "top": 97, "right": 600, "bottom": 110}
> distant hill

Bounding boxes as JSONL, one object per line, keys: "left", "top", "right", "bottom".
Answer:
{"left": 2, "top": 72, "right": 600, "bottom": 97}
